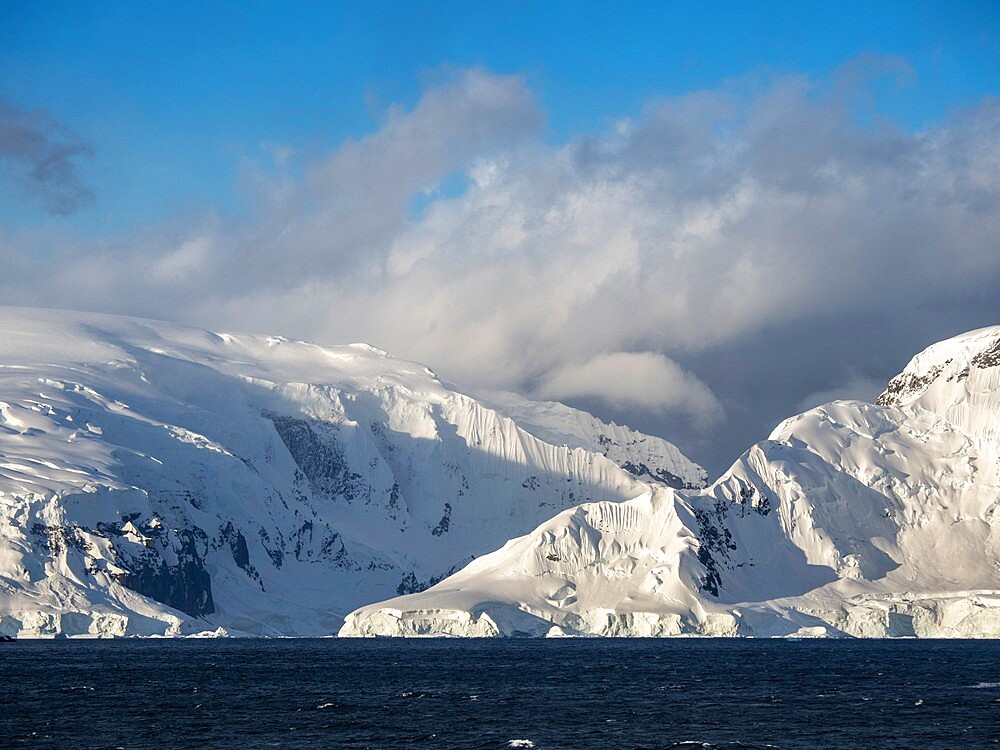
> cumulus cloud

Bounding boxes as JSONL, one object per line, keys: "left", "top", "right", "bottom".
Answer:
{"left": 538, "top": 352, "right": 723, "bottom": 428}
{"left": 3, "top": 60, "right": 999, "bottom": 470}
{"left": 232, "top": 67, "right": 543, "bottom": 290}
{"left": 0, "top": 98, "right": 94, "bottom": 214}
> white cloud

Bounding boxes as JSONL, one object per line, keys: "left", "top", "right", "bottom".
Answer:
{"left": 538, "top": 352, "right": 724, "bottom": 428}
{"left": 151, "top": 236, "right": 213, "bottom": 282}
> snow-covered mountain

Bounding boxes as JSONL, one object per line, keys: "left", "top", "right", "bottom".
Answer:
{"left": 341, "top": 326, "right": 1000, "bottom": 638}
{"left": 0, "top": 306, "right": 705, "bottom": 638}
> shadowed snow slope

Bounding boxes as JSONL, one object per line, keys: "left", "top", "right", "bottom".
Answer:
{"left": 0, "top": 306, "right": 705, "bottom": 637}
{"left": 341, "top": 326, "right": 1000, "bottom": 638}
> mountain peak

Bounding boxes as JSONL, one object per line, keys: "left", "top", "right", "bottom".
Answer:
{"left": 876, "top": 325, "right": 1000, "bottom": 407}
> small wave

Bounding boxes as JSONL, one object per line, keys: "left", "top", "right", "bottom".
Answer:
{"left": 316, "top": 702, "right": 336, "bottom": 710}
{"left": 507, "top": 741, "right": 536, "bottom": 749}
{"left": 971, "top": 682, "right": 1000, "bottom": 689}
{"left": 666, "top": 743, "right": 777, "bottom": 749}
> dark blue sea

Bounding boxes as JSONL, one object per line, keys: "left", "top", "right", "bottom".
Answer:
{"left": 3, "top": 638, "right": 1000, "bottom": 749}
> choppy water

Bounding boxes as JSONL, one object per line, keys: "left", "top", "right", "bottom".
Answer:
{"left": 3, "top": 638, "right": 1000, "bottom": 749}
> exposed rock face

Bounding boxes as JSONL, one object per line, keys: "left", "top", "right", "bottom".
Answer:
{"left": 120, "top": 527, "right": 215, "bottom": 617}
{"left": 0, "top": 306, "right": 705, "bottom": 637}
{"left": 342, "top": 326, "right": 1000, "bottom": 638}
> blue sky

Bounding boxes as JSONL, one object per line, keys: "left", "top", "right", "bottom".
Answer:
{"left": 1, "top": 1, "right": 997, "bottom": 234}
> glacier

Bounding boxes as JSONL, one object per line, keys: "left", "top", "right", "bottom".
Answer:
{"left": 341, "top": 326, "right": 1000, "bottom": 638}
{"left": 0, "top": 306, "right": 704, "bottom": 638}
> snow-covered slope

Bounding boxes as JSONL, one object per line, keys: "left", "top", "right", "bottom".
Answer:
{"left": 341, "top": 326, "right": 1000, "bottom": 638}
{"left": 479, "top": 392, "right": 707, "bottom": 489}
{"left": 0, "top": 306, "right": 705, "bottom": 638}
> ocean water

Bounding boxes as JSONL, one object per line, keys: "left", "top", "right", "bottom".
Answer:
{"left": 3, "top": 638, "right": 999, "bottom": 749}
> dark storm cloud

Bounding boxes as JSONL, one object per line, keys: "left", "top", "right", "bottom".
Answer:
{"left": 0, "top": 98, "right": 94, "bottom": 215}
